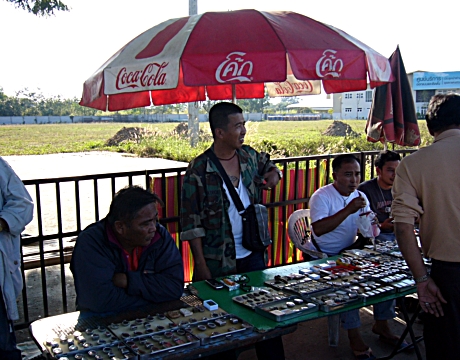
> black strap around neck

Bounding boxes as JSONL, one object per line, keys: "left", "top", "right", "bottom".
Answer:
{"left": 205, "top": 149, "right": 245, "bottom": 213}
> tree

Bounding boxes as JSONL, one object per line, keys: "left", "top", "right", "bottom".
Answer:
{"left": 5, "top": 0, "right": 69, "bottom": 16}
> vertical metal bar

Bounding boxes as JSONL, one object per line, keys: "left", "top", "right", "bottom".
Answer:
{"left": 281, "top": 162, "right": 288, "bottom": 265}
{"left": 93, "top": 179, "right": 99, "bottom": 221}
{"left": 35, "top": 183, "right": 49, "bottom": 317}
{"left": 325, "top": 157, "right": 331, "bottom": 185}
{"left": 55, "top": 182, "right": 68, "bottom": 313}
{"left": 175, "top": 170, "right": 183, "bottom": 257}
{"left": 74, "top": 181, "right": 81, "bottom": 233}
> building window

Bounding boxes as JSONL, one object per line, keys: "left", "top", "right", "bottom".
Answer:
{"left": 357, "top": 108, "right": 362, "bottom": 112}
{"left": 357, "top": 93, "right": 364, "bottom": 98}
{"left": 345, "top": 108, "right": 352, "bottom": 112}
{"left": 416, "top": 90, "right": 435, "bottom": 103}
{"left": 345, "top": 93, "right": 352, "bottom": 99}
{"left": 366, "top": 91, "right": 373, "bottom": 102}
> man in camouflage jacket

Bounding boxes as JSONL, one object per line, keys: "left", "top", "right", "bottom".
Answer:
{"left": 180, "top": 102, "right": 282, "bottom": 281}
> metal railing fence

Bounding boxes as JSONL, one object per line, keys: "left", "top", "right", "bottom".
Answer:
{"left": 16, "top": 150, "right": 415, "bottom": 330}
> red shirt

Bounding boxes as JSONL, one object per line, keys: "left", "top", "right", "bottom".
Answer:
{"left": 106, "top": 223, "right": 160, "bottom": 271}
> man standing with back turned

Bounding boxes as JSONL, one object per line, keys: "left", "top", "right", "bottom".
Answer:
{"left": 393, "top": 94, "right": 460, "bottom": 359}
{"left": 180, "top": 102, "right": 284, "bottom": 360}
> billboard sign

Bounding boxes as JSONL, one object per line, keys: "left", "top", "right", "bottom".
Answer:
{"left": 413, "top": 71, "right": 460, "bottom": 90}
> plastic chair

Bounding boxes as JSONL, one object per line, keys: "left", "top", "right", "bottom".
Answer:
{"left": 287, "top": 209, "right": 340, "bottom": 346}
{"left": 287, "top": 209, "right": 328, "bottom": 259}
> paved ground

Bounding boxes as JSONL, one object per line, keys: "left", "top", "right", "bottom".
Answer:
{"left": 6, "top": 153, "right": 426, "bottom": 359}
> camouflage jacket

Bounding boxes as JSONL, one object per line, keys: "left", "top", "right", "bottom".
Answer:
{"left": 180, "top": 145, "right": 275, "bottom": 276}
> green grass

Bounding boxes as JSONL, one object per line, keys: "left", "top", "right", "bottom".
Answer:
{"left": 0, "top": 120, "right": 431, "bottom": 160}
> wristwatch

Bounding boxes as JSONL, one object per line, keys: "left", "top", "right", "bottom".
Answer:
{"left": 273, "top": 167, "right": 283, "bottom": 180}
{"left": 414, "top": 274, "right": 429, "bottom": 284}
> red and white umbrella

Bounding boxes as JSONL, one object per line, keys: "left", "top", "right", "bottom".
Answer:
{"left": 80, "top": 9, "right": 394, "bottom": 111}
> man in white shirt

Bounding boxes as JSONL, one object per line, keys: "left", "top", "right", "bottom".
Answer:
{"left": 310, "top": 154, "right": 403, "bottom": 359}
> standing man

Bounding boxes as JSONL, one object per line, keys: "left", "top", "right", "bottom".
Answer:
{"left": 71, "top": 186, "right": 184, "bottom": 314}
{"left": 180, "top": 102, "right": 284, "bottom": 360}
{"left": 393, "top": 94, "right": 460, "bottom": 359}
{"left": 310, "top": 154, "right": 403, "bottom": 359}
{"left": 358, "top": 150, "right": 401, "bottom": 242}
{"left": 0, "top": 157, "right": 34, "bottom": 360}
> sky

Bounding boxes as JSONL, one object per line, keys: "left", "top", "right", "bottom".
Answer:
{"left": 0, "top": 0, "right": 457, "bottom": 101}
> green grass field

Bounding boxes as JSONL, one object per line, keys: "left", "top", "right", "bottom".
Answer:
{"left": 0, "top": 120, "right": 429, "bottom": 161}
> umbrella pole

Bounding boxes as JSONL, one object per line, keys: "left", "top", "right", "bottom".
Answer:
{"left": 232, "top": 84, "right": 236, "bottom": 103}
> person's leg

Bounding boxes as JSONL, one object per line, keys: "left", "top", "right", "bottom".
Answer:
{"left": 237, "top": 251, "right": 286, "bottom": 360}
{"left": 372, "top": 300, "right": 400, "bottom": 340}
{"left": 341, "top": 310, "right": 369, "bottom": 353}
{"left": 375, "top": 232, "right": 396, "bottom": 243}
{"left": 255, "top": 335, "right": 285, "bottom": 360}
{"left": 0, "top": 289, "right": 22, "bottom": 360}
{"left": 424, "top": 260, "right": 460, "bottom": 359}
{"left": 236, "top": 251, "right": 266, "bottom": 273}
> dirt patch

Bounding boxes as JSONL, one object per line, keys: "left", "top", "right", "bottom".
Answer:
{"left": 322, "top": 120, "right": 360, "bottom": 137}
{"left": 105, "top": 124, "right": 212, "bottom": 146}
{"left": 105, "top": 127, "right": 155, "bottom": 146}
{"left": 170, "top": 122, "right": 213, "bottom": 141}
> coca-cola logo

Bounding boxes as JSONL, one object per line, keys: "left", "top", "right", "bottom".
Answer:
{"left": 215, "top": 52, "right": 253, "bottom": 83}
{"left": 316, "top": 49, "right": 343, "bottom": 78}
{"left": 116, "top": 62, "right": 169, "bottom": 90}
{"left": 272, "top": 80, "right": 314, "bottom": 95}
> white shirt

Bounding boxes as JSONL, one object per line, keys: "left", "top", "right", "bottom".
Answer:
{"left": 222, "top": 174, "right": 252, "bottom": 259}
{"left": 309, "top": 184, "right": 370, "bottom": 255}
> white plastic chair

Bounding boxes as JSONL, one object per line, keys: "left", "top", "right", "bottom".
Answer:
{"left": 287, "top": 209, "right": 340, "bottom": 346}
{"left": 287, "top": 209, "right": 328, "bottom": 259}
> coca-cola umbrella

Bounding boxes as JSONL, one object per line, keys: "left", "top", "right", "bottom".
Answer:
{"left": 366, "top": 46, "right": 420, "bottom": 147}
{"left": 80, "top": 9, "right": 394, "bottom": 111}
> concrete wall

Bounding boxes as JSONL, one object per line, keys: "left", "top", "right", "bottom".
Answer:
{"left": 0, "top": 112, "right": 273, "bottom": 125}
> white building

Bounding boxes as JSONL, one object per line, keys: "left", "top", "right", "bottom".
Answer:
{"left": 332, "top": 71, "right": 460, "bottom": 120}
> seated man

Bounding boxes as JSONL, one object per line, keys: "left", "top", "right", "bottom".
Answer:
{"left": 70, "top": 186, "right": 184, "bottom": 314}
{"left": 358, "top": 150, "right": 401, "bottom": 243}
{"left": 309, "top": 154, "right": 403, "bottom": 360}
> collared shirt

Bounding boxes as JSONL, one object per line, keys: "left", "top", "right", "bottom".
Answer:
{"left": 392, "top": 129, "right": 460, "bottom": 262}
{"left": 180, "top": 145, "right": 274, "bottom": 276}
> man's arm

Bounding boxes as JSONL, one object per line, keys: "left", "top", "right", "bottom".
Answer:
{"left": 262, "top": 167, "right": 281, "bottom": 189}
{"left": 189, "top": 237, "right": 212, "bottom": 281}
{"left": 0, "top": 159, "right": 34, "bottom": 235}
{"left": 312, "top": 196, "right": 367, "bottom": 236}
{"left": 395, "top": 222, "right": 446, "bottom": 317}
{"left": 70, "top": 226, "right": 150, "bottom": 313}
{"left": 125, "top": 227, "right": 184, "bottom": 303}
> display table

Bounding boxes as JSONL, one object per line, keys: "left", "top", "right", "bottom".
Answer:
{"left": 191, "top": 258, "right": 423, "bottom": 360}
{"left": 29, "top": 257, "right": 423, "bottom": 360}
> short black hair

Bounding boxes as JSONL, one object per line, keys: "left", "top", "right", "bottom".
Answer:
{"left": 374, "top": 150, "right": 401, "bottom": 169}
{"left": 209, "top": 102, "right": 243, "bottom": 138}
{"left": 107, "top": 186, "right": 163, "bottom": 225}
{"left": 425, "top": 93, "right": 460, "bottom": 133}
{"left": 332, "top": 154, "right": 360, "bottom": 172}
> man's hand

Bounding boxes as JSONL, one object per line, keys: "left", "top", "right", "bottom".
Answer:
{"left": 193, "top": 264, "right": 212, "bottom": 282}
{"left": 346, "top": 195, "right": 367, "bottom": 214}
{"left": 262, "top": 168, "right": 280, "bottom": 190}
{"left": 417, "top": 278, "right": 447, "bottom": 317}
{"left": 379, "top": 217, "right": 394, "bottom": 232}
{"left": 112, "top": 273, "right": 128, "bottom": 289}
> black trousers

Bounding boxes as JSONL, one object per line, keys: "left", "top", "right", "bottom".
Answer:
{"left": 424, "top": 259, "right": 460, "bottom": 359}
{"left": 0, "top": 286, "right": 22, "bottom": 360}
{"left": 205, "top": 251, "right": 285, "bottom": 360}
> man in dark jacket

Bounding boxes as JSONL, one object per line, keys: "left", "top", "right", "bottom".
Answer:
{"left": 70, "top": 186, "right": 184, "bottom": 314}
